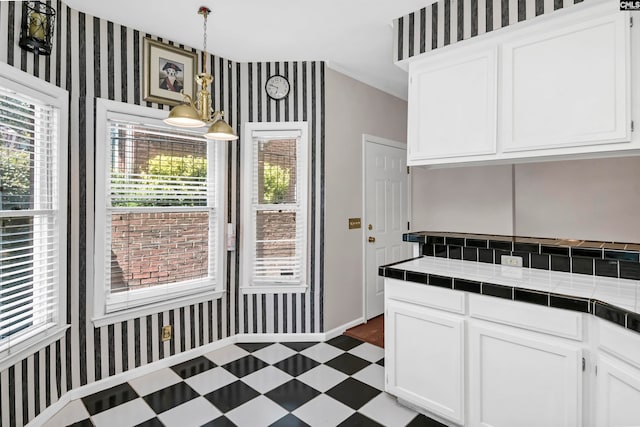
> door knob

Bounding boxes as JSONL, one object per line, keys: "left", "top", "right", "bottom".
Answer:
{"left": 368, "top": 236, "right": 376, "bottom": 243}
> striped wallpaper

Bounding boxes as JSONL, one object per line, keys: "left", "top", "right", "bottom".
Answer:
{"left": 393, "top": 0, "right": 586, "bottom": 61}
{"left": 0, "top": 2, "right": 324, "bottom": 425}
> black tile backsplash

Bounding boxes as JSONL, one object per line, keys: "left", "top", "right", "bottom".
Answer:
{"left": 426, "top": 236, "right": 445, "bottom": 245}
{"left": 595, "top": 259, "right": 618, "bottom": 278}
{"left": 446, "top": 237, "right": 465, "bottom": 246}
{"left": 463, "top": 247, "right": 478, "bottom": 262}
{"left": 435, "top": 244, "right": 448, "bottom": 258}
{"left": 620, "top": 260, "right": 640, "bottom": 280}
{"left": 571, "top": 248, "right": 602, "bottom": 258}
{"left": 424, "top": 244, "right": 434, "bottom": 256}
{"left": 449, "top": 246, "right": 462, "bottom": 260}
{"left": 572, "top": 257, "right": 593, "bottom": 275}
{"left": 489, "top": 240, "right": 512, "bottom": 251}
{"left": 531, "top": 254, "right": 550, "bottom": 270}
{"left": 467, "top": 239, "right": 488, "bottom": 248}
{"left": 605, "top": 250, "right": 640, "bottom": 262}
{"left": 551, "top": 255, "right": 571, "bottom": 273}
{"left": 542, "top": 245, "right": 570, "bottom": 257}
{"left": 478, "top": 248, "right": 494, "bottom": 264}
{"left": 514, "top": 242, "right": 539, "bottom": 253}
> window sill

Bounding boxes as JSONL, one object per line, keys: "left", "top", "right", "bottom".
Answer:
{"left": 0, "top": 325, "right": 69, "bottom": 372}
{"left": 240, "top": 285, "right": 308, "bottom": 294}
{"left": 92, "top": 289, "right": 225, "bottom": 327}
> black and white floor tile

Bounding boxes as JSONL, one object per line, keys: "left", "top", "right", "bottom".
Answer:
{"left": 44, "top": 336, "right": 446, "bottom": 427}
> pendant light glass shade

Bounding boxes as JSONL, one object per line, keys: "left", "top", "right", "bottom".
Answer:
{"left": 163, "top": 103, "right": 206, "bottom": 128}
{"left": 204, "top": 119, "right": 239, "bottom": 141}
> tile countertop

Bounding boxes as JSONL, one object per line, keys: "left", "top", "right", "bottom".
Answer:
{"left": 380, "top": 256, "right": 640, "bottom": 332}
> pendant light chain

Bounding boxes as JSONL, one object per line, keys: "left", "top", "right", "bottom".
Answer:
{"left": 198, "top": 6, "right": 211, "bottom": 74}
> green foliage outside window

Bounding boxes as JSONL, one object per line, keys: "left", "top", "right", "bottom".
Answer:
{"left": 0, "top": 146, "right": 31, "bottom": 210}
{"left": 262, "top": 162, "right": 290, "bottom": 203}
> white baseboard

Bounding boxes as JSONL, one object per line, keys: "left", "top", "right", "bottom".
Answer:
{"left": 27, "top": 318, "right": 367, "bottom": 427}
{"left": 235, "top": 333, "right": 325, "bottom": 342}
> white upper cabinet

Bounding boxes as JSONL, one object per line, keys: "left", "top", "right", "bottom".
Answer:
{"left": 502, "top": 12, "right": 630, "bottom": 153}
{"left": 406, "top": 1, "right": 635, "bottom": 166}
{"left": 408, "top": 46, "right": 497, "bottom": 164}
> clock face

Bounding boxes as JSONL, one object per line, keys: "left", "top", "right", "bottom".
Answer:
{"left": 265, "top": 75, "right": 290, "bottom": 100}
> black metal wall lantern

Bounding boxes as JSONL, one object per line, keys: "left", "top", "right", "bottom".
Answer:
{"left": 19, "top": 1, "right": 56, "bottom": 56}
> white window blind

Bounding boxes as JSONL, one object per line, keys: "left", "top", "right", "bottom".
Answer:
{"left": 98, "top": 115, "right": 222, "bottom": 314}
{"left": 0, "top": 87, "right": 61, "bottom": 354}
{"left": 242, "top": 123, "right": 308, "bottom": 293}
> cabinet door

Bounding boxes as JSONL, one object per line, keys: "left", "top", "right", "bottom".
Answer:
{"left": 501, "top": 12, "right": 630, "bottom": 153}
{"left": 386, "top": 299, "right": 465, "bottom": 425}
{"left": 595, "top": 354, "right": 640, "bottom": 427}
{"left": 407, "top": 46, "right": 497, "bottom": 163}
{"left": 469, "top": 323, "right": 582, "bottom": 427}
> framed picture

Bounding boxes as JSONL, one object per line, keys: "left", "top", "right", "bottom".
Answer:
{"left": 143, "top": 37, "right": 197, "bottom": 106}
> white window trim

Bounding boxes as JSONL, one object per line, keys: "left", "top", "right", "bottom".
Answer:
{"left": 240, "top": 121, "right": 309, "bottom": 294}
{"left": 0, "top": 61, "right": 68, "bottom": 371}
{"left": 93, "top": 99, "right": 225, "bottom": 327}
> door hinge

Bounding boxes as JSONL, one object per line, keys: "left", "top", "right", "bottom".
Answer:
{"left": 582, "top": 357, "right": 585, "bottom": 372}
{"left": 632, "top": 120, "right": 635, "bottom": 132}
{"left": 631, "top": 16, "right": 634, "bottom": 27}
{"left": 407, "top": 166, "right": 410, "bottom": 174}
{"left": 595, "top": 365, "right": 598, "bottom": 376}
{"left": 407, "top": 221, "right": 410, "bottom": 230}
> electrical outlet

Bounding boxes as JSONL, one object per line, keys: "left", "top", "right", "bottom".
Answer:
{"left": 501, "top": 255, "right": 523, "bottom": 267}
{"left": 161, "top": 325, "right": 172, "bottom": 342}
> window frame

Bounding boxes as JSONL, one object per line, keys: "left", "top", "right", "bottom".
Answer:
{"left": 241, "top": 121, "right": 309, "bottom": 295}
{"left": 93, "top": 99, "right": 225, "bottom": 327}
{"left": 0, "top": 61, "right": 69, "bottom": 371}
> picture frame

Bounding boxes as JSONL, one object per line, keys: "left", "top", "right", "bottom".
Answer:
{"left": 143, "top": 37, "right": 197, "bottom": 106}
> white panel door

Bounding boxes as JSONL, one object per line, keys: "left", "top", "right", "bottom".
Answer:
{"left": 385, "top": 299, "right": 465, "bottom": 425}
{"left": 407, "top": 46, "right": 497, "bottom": 162}
{"left": 502, "top": 12, "right": 630, "bottom": 152}
{"left": 469, "top": 323, "right": 582, "bottom": 427}
{"left": 364, "top": 137, "right": 410, "bottom": 319}
{"left": 595, "top": 354, "right": 640, "bottom": 427}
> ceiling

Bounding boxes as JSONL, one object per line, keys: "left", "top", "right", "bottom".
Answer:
{"left": 63, "top": 0, "right": 430, "bottom": 100}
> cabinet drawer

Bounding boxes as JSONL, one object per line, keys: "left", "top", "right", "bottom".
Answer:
{"left": 598, "top": 319, "right": 640, "bottom": 370}
{"left": 385, "top": 278, "right": 465, "bottom": 315}
{"left": 469, "top": 294, "right": 583, "bottom": 341}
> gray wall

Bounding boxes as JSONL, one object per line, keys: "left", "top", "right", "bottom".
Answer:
{"left": 515, "top": 157, "right": 640, "bottom": 242}
{"left": 324, "top": 68, "right": 408, "bottom": 331}
{"left": 411, "top": 157, "right": 640, "bottom": 243}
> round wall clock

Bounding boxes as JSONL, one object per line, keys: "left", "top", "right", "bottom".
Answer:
{"left": 265, "top": 74, "right": 290, "bottom": 100}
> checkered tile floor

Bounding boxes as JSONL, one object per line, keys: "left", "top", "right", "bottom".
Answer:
{"left": 47, "top": 336, "right": 446, "bottom": 427}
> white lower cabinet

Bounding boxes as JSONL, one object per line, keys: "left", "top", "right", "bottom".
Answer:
{"left": 386, "top": 298, "right": 465, "bottom": 425}
{"left": 595, "top": 355, "right": 640, "bottom": 427}
{"left": 468, "top": 322, "right": 582, "bottom": 427}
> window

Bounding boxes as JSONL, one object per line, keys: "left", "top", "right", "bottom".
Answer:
{"left": 241, "top": 122, "right": 308, "bottom": 294}
{"left": 94, "top": 100, "right": 224, "bottom": 325}
{"left": 0, "top": 62, "right": 68, "bottom": 369}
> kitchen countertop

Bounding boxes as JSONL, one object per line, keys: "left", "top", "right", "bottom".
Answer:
{"left": 380, "top": 256, "right": 640, "bottom": 333}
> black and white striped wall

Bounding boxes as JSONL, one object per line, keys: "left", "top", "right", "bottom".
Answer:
{"left": 0, "top": 2, "right": 324, "bottom": 425}
{"left": 394, "top": 0, "right": 586, "bottom": 61}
